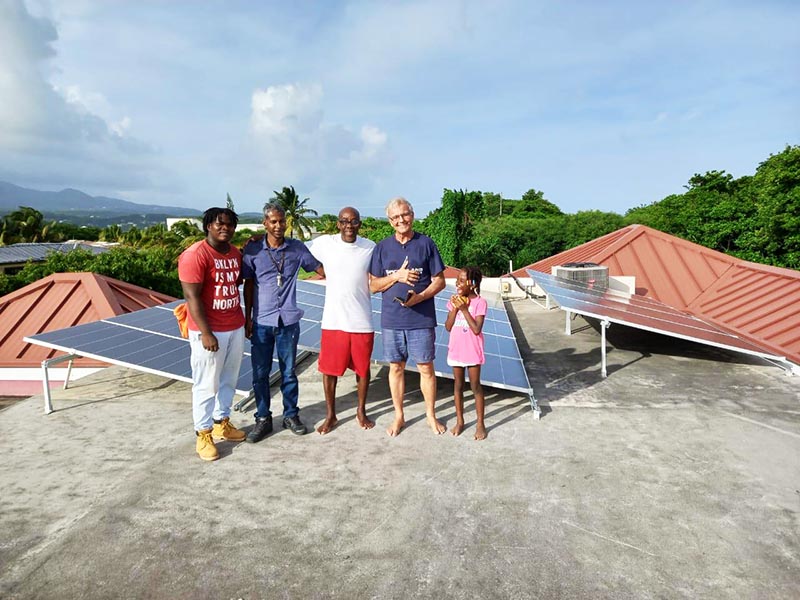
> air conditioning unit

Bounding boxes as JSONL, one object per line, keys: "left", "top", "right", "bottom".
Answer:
{"left": 552, "top": 262, "right": 609, "bottom": 289}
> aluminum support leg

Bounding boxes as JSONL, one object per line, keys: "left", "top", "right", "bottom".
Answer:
{"left": 601, "top": 320, "right": 610, "bottom": 378}
{"left": 64, "top": 357, "right": 74, "bottom": 390}
{"left": 41, "top": 353, "right": 78, "bottom": 414}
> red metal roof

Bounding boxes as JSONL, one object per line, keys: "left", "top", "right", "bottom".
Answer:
{"left": 516, "top": 224, "right": 800, "bottom": 366}
{"left": 442, "top": 266, "right": 462, "bottom": 279}
{"left": 0, "top": 273, "right": 176, "bottom": 368}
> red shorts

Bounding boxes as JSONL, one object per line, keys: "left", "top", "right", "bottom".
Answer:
{"left": 318, "top": 330, "right": 374, "bottom": 378}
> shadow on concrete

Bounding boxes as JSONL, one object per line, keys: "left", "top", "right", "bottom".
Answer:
{"left": 507, "top": 302, "right": 608, "bottom": 411}
{"left": 49, "top": 377, "right": 180, "bottom": 413}
{"left": 582, "top": 316, "right": 771, "bottom": 367}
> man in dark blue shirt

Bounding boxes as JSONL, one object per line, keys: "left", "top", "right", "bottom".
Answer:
{"left": 242, "top": 202, "right": 324, "bottom": 443}
{"left": 369, "top": 197, "right": 446, "bottom": 437}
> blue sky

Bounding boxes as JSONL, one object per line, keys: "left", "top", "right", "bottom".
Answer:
{"left": 1, "top": 0, "right": 797, "bottom": 218}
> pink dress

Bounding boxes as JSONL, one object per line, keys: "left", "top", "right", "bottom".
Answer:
{"left": 446, "top": 295, "right": 488, "bottom": 366}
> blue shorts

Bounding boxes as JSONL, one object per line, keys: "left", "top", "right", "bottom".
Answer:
{"left": 382, "top": 328, "right": 436, "bottom": 364}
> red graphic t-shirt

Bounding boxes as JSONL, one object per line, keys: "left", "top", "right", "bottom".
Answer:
{"left": 178, "top": 240, "right": 245, "bottom": 333}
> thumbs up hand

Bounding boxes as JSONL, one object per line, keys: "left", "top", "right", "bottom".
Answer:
{"left": 394, "top": 256, "right": 419, "bottom": 285}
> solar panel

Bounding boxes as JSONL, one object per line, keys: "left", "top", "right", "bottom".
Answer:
{"left": 527, "top": 270, "right": 786, "bottom": 373}
{"left": 24, "top": 300, "right": 274, "bottom": 412}
{"left": 26, "top": 279, "right": 536, "bottom": 416}
{"left": 294, "top": 280, "right": 534, "bottom": 398}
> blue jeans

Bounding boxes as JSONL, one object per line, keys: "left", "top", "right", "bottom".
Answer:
{"left": 251, "top": 321, "right": 300, "bottom": 419}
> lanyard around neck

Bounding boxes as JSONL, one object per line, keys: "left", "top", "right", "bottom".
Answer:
{"left": 265, "top": 245, "right": 286, "bottom": 287}
{"left": 265, "top": 246, "right": 285, "bottom": 273}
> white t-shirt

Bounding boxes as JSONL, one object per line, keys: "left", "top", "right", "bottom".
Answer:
{"left": 307, "top": 235, "right": 376, "bottom": 332}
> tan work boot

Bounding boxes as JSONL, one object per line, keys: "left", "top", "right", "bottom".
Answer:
{"left": 212, "top": 416, "right": 246, "bottom": 442}
{"left": 196, "top": 428, "right": 219, "bottom": 461}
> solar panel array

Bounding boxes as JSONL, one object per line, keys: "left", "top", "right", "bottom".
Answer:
{"left": 25, "top": 279, "right": 533, "bottom": 403}
{"left": 24, "top": 300, "right": 270, "bottom": 396}
{"left": 527, "top": 269, "right": 785, "bottom": 361}
{"left": 294, "top": 280, "right": 532, "bottom": 394}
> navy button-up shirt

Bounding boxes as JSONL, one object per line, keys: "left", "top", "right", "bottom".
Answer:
{"left": 242, "top": 237, "right": 321, "bottom": 327}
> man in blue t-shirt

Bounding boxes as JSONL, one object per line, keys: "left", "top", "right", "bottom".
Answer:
{"left": 369, "top": 197, "right": 447, "bottom": 437}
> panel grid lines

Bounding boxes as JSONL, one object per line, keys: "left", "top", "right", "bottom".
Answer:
{"left": 25, "top": 280, "right": 533, "bottom": 397}
{"left": 528, "top": 270, "right": 785, "bottom": 361}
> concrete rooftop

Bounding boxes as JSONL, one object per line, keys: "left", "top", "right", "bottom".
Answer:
{"left": 1, "top": 298, "right": 799, "bottom": 599}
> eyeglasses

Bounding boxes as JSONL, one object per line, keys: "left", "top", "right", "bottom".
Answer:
{"left": 388, "top": 211, "right": 412, "bottom": 222}
{"left": 338, "top": 218, "right": 361, "bottom": 226}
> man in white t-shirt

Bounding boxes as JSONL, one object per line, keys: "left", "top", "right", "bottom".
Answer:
{"left": 308, "top": 206, "right": 376, "bottom": 434}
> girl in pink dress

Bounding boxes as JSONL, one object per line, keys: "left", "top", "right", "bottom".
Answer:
{"left": 444, "top": 267, "right": 488, "bottom": 440}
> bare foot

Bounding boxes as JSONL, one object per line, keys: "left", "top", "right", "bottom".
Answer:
{"left": 316, "top": 416, "right": 338, "bottom": 435}
{"left": 474, "top": 424, "right": 487, "bottom": 441}
{"left": 356, "top": 411, "right": 375, "bottom": 430}
{"left": 450, "top": 421, "right": 464, "bottom": 436}
{"left": 386, "top": 417, "right": 405, "bottom": 437}
{"left": 427, "top": 416, "right": 446, "bottom": 435}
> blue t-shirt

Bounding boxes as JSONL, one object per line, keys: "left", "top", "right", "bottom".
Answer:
{"left": 241, "top": 237, "right": 321, "bottom": 326}
{"left": 369, "top": 232, "right": 445, "bottom": 330}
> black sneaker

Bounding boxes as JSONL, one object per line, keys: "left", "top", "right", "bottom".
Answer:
{"left": 282, "top": 415, "right": 307, "bottom": 435}
{"left": 246, "top": 416, "right": 273, "bottom": 444}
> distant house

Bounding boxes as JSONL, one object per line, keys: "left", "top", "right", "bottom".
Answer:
{"left": 0, "top": 272, "right": 176, "bottom": 396}
{"left": 0, "top": 242, "right": 114, "bottom": 275}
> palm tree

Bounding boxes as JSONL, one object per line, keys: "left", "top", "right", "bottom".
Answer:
{"left": 139, "top": 223, "right": 171, "bottom": 248}
{"left": 270, "top": 186, "right": 318, "bottom": 240}
{"left": 123, "top": 226, "right": 143, "bottom": 247}
{"left": 6, "top": 206, "right": 55, "bottom": 243}
{"left": 170, "top": 220, "right": 205, "bottom": 249}
{"left": 317, "top": 214, "right": 339, "bottom": 235}
{"left": 100, "top": 224, "right": 123, "bottom": 242}
{"left": 0, "top": 214, "right": 16, "bottom": 245}
{"left": 170, "top": 220, "right": 203, "bottom": 239}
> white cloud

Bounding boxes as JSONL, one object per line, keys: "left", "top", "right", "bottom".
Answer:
{"left": 0, "top": 0, "right": 164, "bottom": 194}
{"left": 353, "top": 125, "right": 387, "bottom": 161}
{"left": 245, "top": 82, "right": 391, "bottom": 202}
{"left": 250, "top": 83, "right": 324, "bottom": 136}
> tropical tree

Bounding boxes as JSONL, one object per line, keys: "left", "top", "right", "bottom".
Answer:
{"left": 563, "top": 210, "right": 625, "bottom": 249}
{"left": 100, "top": 224, "right": 124, "bottom": 242}
{"left": 170, "top": 219, "right": 203, "bottom": 239}
{"left": 0, "top": 206, "right": 56, "bottom": 244}
{"left": 626, "top": 169, "right": 757, "bottom": 256}
{"left": 0, "top": 214, "right": 15, "bottom": 245}
{"left": 509, "top": 189, "right": 563, "bottom": 218}
{"left": 462, "top": 230, "right": 512, "bottom": 276}
{"left": 51, "top": 222, "right": 101, "bottom": 242}
{"left": 425, "top": 189, "right": 486, "bottom": 266}
{"left": 746, "top": 145, "right": 800, "bottom": 268}
{"left": 123, "top": 225, "right": 143, "bottom": 246}
{"left": 459, "top": 214, "right": 566, "bottom": 276}
{"left": 169, "top": 220, "right": 205, "bottom": 249}
{"left": 316, "top": 214, "right": 339, "bottom": 235}
{"left": 17, "top": 206, "right": 55, "bottom": 242}
{"left": 270, "top": 185, "right": 318, "bottom": 240}
{"left": 141, "top": 223, "right": 170, "bottom": 246}
{"left": 482, "top": 192, "right": 511, "bottom": 218}
{"left": 358, "top": 217, "right": 394, "bottom": 244}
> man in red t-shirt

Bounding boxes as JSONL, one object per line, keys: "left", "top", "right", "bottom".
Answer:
{"left": 178, "top": 208, "right": 246, "bottom": 461}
